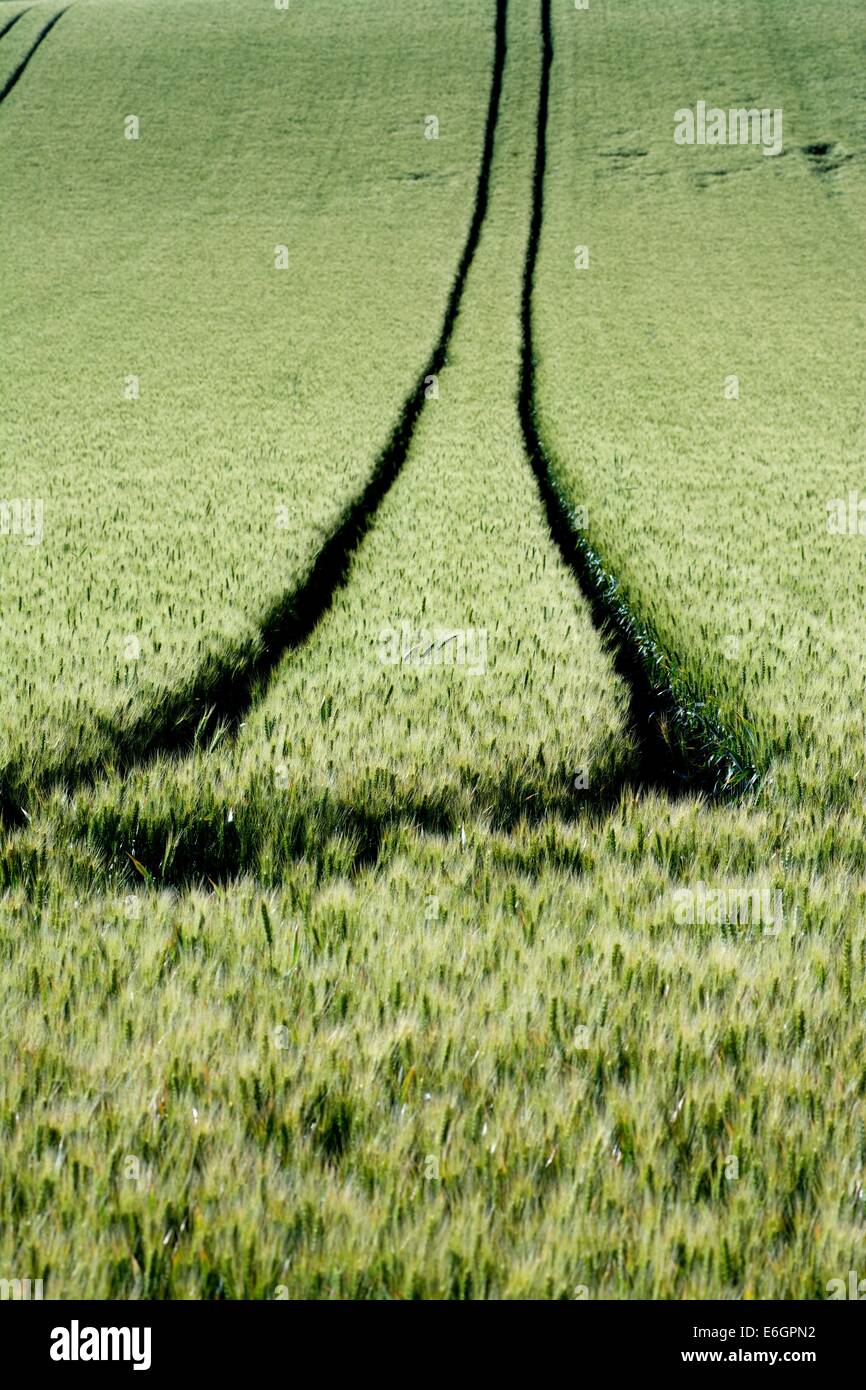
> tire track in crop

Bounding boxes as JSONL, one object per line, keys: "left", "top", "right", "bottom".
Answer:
{"left": 102, "top": 0, "right": 508, "bottom": 759}
{"left": 0, "top": 0, "right": 509, "bottom": 825}
{"left": 518, "top": 0, "right": 758, "bottom": 799}
{"left": 0, "top": 5, "right": 68, "bottom": 108}
{"left": 0, "top": 8, "right": 31, "bottom": 44}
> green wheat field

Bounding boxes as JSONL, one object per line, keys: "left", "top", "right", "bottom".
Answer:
{"left": 1, "top": 0, "right": 865, "bottom": 1300}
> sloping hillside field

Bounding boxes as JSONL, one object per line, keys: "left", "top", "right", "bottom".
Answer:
{"left": 1, "top": 0, "right": 865, "bottom": 1307}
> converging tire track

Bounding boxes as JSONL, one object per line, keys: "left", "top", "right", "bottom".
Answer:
{"left": 1, "top": 0, "right": 752, "bottom": 849}
{"left": 519, "top": 0, "right": 757, "bottom": 798}
{"left": 1, "top": 0, "right": 509, "bottom": 824}
{"left": 0, "top": 5, "right": 68, "bottom": 108}
{"left": 29, "top": 0, "right": 645, "bottom": 889}
{"left": 94, "top": 0, "right": 509, "bottom": 764}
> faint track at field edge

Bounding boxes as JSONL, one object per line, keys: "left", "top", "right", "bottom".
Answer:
{"left": 0, "top": 8, "right": 32, "bottom": 44}
{"left": 0, "top": 5, "right": 68, "bottom": 109}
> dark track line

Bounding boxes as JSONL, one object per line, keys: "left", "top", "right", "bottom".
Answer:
{"left": 0, "top": 0, "right": 510, "bottom": 824}
{"left": 101, "top": 0, "right": 509, "bottom": 758}
{"left": 518, "top": 0, "right": 757, "bottom": 799}
{"left": 0, "top": 5, "right": 67, "bottom": 107}
{"left": 0, "top": 7, "right": 31, "bottom": 43}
